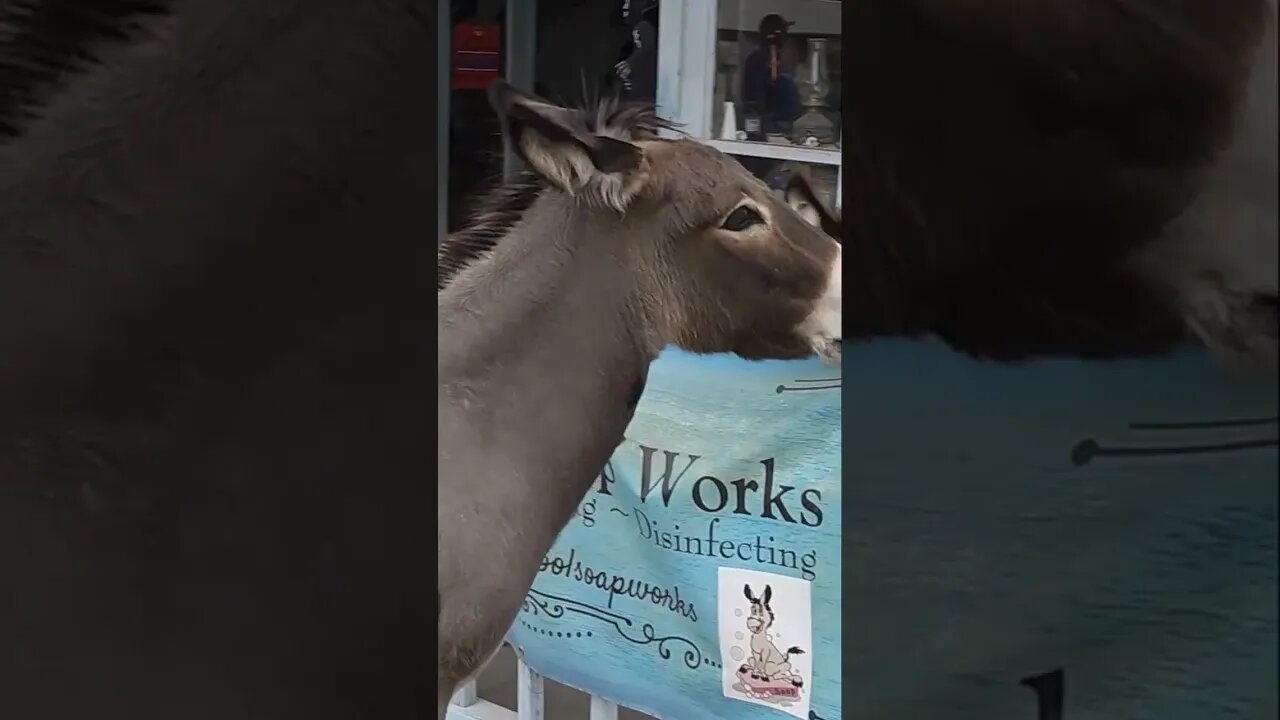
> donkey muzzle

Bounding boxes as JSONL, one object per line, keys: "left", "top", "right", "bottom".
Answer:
{"left": 800, "top": 246, "right": 842, "bottom": 364}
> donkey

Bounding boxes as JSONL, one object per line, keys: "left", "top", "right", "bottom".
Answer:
{"left": 840, "top": 0, "right": 1277, "bottom": 375}
{"left": 2, "top": 1, "right": 436, "bottom": 716}
{"left": 741, "top": 584, "right": 806, "bottom": 687}
{"left": 437, "top": 80, "right": 842, "bottom": 716}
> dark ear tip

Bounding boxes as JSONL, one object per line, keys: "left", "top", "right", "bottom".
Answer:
{"left": 589, "top": 136, "right": 643, "bottom": 174}
{"left": 784, "top": 170, "right": 812, "bottom": 193}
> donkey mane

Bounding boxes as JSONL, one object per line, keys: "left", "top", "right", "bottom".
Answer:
{"left": 437, "top": 173, "right": 541, "bottom": 289}
{"left": 0, "top": 0, "right": 174, "bottom": 140}
{"left": 437, "top": 95, "right": 677, "bottom": 291}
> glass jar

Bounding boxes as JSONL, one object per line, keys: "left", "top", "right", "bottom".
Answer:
{"left": 790, "top": 38, "right": 836, "bottom": 146}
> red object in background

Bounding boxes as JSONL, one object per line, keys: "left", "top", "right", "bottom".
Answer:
{"left": 453, "top": 22, "right": 500, "bottom": 91}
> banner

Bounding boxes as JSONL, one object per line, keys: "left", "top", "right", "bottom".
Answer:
{"left": 508, "top": 349, "right": 842, "bottom": 720}
{"left": 508, "top": 341, "right": 1277, "bottom": 719}
{"left": 840, "top": 342, "right": 1277, "bottom": 719}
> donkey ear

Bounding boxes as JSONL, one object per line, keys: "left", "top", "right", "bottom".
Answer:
{"left": 743, "top": 585, "right": 754, "bottom": 601}
{"left": 784, "top": 170, "right": 841, "bottom": 239}
{"left": 488, "top": 79, "right": 645, "bottom": 208}
{"left": 762, "top": 585, "right": 773, "bottom": 606}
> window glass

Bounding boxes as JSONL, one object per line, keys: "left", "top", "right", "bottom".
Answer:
{"left": 711, "top": 1, "right": 842, "bottom": 150}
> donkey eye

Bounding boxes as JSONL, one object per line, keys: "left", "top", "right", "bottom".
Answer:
{"left": 720, "top": 205, "right": 764, "bottom": 232}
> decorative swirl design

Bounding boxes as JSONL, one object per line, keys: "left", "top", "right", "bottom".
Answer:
{"left": 1071, "top": 435, "right": 1277, "bottom": 466}
{"left": 520, "top": 592, "right": 566, "bottom": 619}
{"left": 519, "top": 588, "right": 706, "bottom": 670}
{"left": 775, "top": 377, "right": 841, "bottom": 395}
{"left": 1129, "top": 415, "right": 1277, "bottom": 430}
{"left": 1071, "top": 415, "right": 1278, "bottom": 466}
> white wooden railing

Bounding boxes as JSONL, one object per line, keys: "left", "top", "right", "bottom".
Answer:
{"left": 445, "top": 649, "right": 628, "bottom": 720}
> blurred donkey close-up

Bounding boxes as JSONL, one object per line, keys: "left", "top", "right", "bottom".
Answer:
{"left": 0, "top": 1, "right": 1274, "bottom": 719}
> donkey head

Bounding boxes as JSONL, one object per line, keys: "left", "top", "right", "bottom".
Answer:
{"left": 743, "top": 584, "right": 774, "bottom": 633}
{"left": 488, "top": 81, "right": 842, "bottom": 363}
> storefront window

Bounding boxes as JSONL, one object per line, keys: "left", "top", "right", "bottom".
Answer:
{"left": 711, "top": 1, "right": 842, "bottom": 151}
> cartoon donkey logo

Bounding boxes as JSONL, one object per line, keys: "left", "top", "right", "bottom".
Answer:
{"left": 740, "top": 584, "right": 806, "bottom": 689}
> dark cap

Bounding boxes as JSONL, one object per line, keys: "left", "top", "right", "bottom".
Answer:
{"left": 758, "top": 13, "right": 794, "bottom": 37}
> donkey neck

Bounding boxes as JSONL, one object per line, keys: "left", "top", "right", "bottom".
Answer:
{"left": 439, "top": 192, "right": 657, "bottom": 375}
{"left": 438, "top": 192, "right": 654, "bottom": 584}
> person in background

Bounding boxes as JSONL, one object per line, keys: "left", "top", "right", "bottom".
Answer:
{"left": 741, "top": 13, "right": 802, "bottom": 132}
{"left": 609, "top": 0, "right": 659, "bottom": 103}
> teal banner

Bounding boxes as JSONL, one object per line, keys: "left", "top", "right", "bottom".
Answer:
{"left": 508, "top": 342, "right": 1276, "bottom": 720}
{"left": 509, "top": 349, "right": 841, "bottom": 720}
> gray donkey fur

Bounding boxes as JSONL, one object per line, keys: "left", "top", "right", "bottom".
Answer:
{"left": 2, "top": 1, "right": 437, "bottom": 717}
{"left": 437, "top": 81, "right": 842, "bottom": 717}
